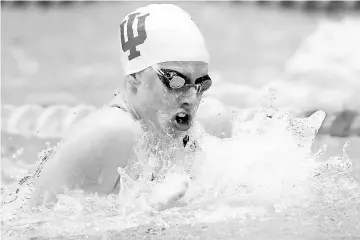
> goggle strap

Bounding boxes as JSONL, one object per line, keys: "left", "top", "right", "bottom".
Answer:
{"left": 151, "top": 65, "right": 165, "bottom": 76}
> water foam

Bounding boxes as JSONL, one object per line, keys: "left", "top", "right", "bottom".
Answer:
{"left": 1, "top": 91, "right": 359, "bottom": 238}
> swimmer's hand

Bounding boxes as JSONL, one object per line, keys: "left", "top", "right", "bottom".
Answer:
{"left": 146, "top": 173, "right": 190, "bottom": 211}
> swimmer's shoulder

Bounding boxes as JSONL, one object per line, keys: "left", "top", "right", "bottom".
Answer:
{"left": 65, "top": 104, "right": 139, "bottom": 140}
{"left": 58, "top": 104, "right": 140, "bottom": 165}
{"left": 31, "top": 104, "right": 140, "bottom": 201}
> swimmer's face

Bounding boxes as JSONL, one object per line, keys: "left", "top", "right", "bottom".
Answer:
{"left": 135, "top": 61, "right": 210, "bottom": 138}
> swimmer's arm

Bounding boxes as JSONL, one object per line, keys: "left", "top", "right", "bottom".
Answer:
{"left": 30, "top": 108, "right": 137, "bottom": 203}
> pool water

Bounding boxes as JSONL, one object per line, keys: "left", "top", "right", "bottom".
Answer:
{"left": 1, "top": 102, "right": 360, "bottom": 240}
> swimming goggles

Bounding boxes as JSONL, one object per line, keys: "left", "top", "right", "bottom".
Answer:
{"left": 151, "top": 66, "right": 212, "bottom": 93}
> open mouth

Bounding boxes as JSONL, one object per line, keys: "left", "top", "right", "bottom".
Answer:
{"left": 172, "top": 112, "right": 192, "bottom": 131}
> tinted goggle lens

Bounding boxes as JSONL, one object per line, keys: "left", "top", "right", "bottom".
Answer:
{"left": 168, "top": 75, "right": 186, "bottom": 89}
{"left": 196, "top": 77, "right": 212, "bottom": 93}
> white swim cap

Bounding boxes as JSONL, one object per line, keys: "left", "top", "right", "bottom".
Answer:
{"left": 119, "top": 4, "right": 210, "bottom": 75}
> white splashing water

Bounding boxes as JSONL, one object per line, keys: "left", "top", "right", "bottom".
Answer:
{"left": 1, "top": 90, "right": 359, "bottom": 238}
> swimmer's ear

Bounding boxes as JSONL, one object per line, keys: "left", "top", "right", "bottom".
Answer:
{"left": 125, "top": 73, "right": 141, "bottom": 94}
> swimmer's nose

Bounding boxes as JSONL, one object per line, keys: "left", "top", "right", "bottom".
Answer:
{"left": 180, "top": 87, "right": 198, "bottom": 110}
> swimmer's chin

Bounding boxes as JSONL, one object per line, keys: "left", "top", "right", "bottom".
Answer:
{"left": 163, "top": 121, "right": 193, "bottom": 139}
{"left": 153, "top": 117, "right": 193, "bottom": 139}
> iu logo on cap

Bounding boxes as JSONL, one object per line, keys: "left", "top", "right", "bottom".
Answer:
{"left": 120, "top": 12, "right": 150, "bottom": 61}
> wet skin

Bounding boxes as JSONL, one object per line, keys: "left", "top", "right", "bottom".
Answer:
{"left": 30, "top": 61, "right": 212, "bottom": 206}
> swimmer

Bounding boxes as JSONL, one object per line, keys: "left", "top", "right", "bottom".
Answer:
{"left": 29, "top": 4, "right": 231, "bottom": 208}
